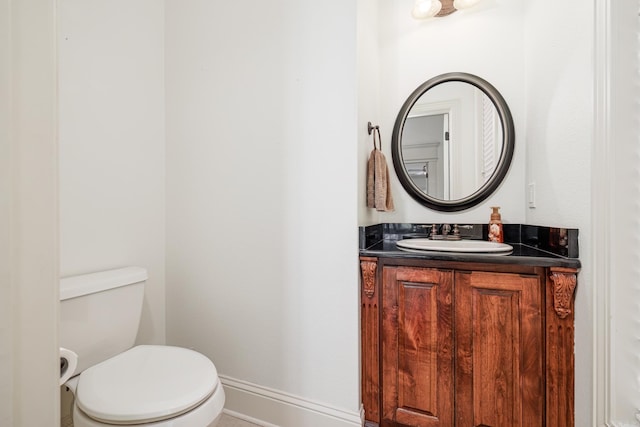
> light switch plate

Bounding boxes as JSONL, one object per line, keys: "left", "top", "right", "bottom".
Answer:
{"left": 528, "top": 182, "right": 536, "bottom": 208}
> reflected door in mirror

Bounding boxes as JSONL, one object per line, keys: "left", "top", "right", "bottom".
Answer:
{"left": 402, "top": 113, "right": 449, "bottom": 199}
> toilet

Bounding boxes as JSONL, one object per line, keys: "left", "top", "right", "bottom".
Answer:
{"left": 60, "top": 267, "right": 225, "bottom": 426}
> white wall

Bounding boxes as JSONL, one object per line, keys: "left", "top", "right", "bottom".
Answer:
{"left": 165, "top": 0, "right": 360, "bottom": 425}
{"left": 358, "top": 0, "right": 383, "bottom": 226}
{"left": 1, "top": 0, "right": 59, "bottom": 425}
{"left": 523, "top": 1, "right": 594, "bottom": 426}
{"left": 58, "top": 0, "right": 166, "bottom": 344}
{"left": 523, "top": 1, "right": 593, "bottom": 227}
{"left": 359, "top": 0, "right": 527, "bottom": 225}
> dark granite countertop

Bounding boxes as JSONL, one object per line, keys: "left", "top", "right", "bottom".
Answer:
{"left": 359, "top": 223, "right": 581, "bottom": 269}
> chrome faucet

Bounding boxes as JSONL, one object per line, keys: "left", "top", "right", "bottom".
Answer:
{"left": 429, "top": 224, "right": 460, "bottom": 240}
{"left": 430, "top": 223, "right": 462, "bottom": 240}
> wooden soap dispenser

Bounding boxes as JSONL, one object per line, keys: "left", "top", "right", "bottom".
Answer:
{"left": 488, "top": 206, "right": 504, "bottom": 243}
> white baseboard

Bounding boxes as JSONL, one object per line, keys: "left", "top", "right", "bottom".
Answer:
{"left": 608, "top": 422, "right": 640, "bottom": 427}
{"left": 219, "top": 375, "right": 364, "bottom": 427}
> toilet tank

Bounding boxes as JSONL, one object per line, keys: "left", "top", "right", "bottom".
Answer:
{"left": 60, "top": 267, "right": 147, "bottom": 375}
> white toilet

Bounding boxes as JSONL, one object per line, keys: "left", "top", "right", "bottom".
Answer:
{"left": 60, "top": 267, "right": 225, "bottom": 426}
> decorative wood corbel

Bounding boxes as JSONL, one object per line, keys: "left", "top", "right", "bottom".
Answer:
{"left": 549, "top": 268, "right": 578, "bottom": 319}
{"left": 360, "top": 259, "right": 377, "bottom": 299}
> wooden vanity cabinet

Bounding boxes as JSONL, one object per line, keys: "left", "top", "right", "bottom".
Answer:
{"left": 360, "top": 257, "right": 578, "bottom": 427}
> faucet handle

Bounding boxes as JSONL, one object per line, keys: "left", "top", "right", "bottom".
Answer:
{"left": 450, "top": 224, "right": 462, "bottom": 240}
{"left": 430, "top": 224, "right": 443, "bottom": 240}
{"left": 443, "top": 224, "right": 462, "bottom": 241}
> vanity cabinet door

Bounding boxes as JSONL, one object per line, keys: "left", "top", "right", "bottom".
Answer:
{"left": 454, "top": 271, "right": 544, "bottom": 427}
{"left": 381, "top": 266, "right": 454, "bottom": 427}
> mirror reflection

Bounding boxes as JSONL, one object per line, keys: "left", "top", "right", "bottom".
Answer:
{"left": 391, "top": 73, "right": 514, "bottom": 212}
{"left": 401, "top": 82, "right": 503, "bottom": 200}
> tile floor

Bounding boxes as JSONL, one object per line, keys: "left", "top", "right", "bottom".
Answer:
{"left": 219, "top": 413, "right": 264, "bottom": 427}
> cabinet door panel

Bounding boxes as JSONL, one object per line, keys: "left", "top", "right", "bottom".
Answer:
{"left": 382, "top": 267, "right": 454, "bottom": 427}
{"left": 455, "top": 271, "right": 543, "bottom": 427}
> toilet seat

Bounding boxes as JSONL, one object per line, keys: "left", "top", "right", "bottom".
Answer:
{"left": 75, "top": 345, "right": 219, "bottom": 425}
{"left": 72, "top": 383, "right": 225, "bottom": 427}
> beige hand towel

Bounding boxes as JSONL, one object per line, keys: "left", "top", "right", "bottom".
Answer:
{"left": 367, "top": 148, "right": 394, "bottom": 212}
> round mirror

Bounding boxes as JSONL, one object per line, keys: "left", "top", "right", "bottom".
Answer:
{"left": 391, "top": 72, "right": 514, "bottom": 211}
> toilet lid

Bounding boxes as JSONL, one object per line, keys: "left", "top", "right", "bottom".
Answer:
{"left": 76, "top": 345, "right": 219, "bottom": 424}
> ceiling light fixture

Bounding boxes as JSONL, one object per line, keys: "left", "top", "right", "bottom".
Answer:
{"left": 412, "top": 0, "right": 482, "bottom": 19}
{"left": 412, "top": 0, "right": 442, "bottom": 19}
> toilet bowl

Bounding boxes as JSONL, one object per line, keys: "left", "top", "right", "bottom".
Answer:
{"left": 60, "top": 267, "right": 225, "bottom": 426}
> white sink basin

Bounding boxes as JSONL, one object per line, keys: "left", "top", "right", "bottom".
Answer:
{"left": 396, "top": 238, "right": 513, "bottom": 254}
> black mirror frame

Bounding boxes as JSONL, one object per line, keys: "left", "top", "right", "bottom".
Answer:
{"left": 391, "top": 72, "right": 515, "bottom": 212}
